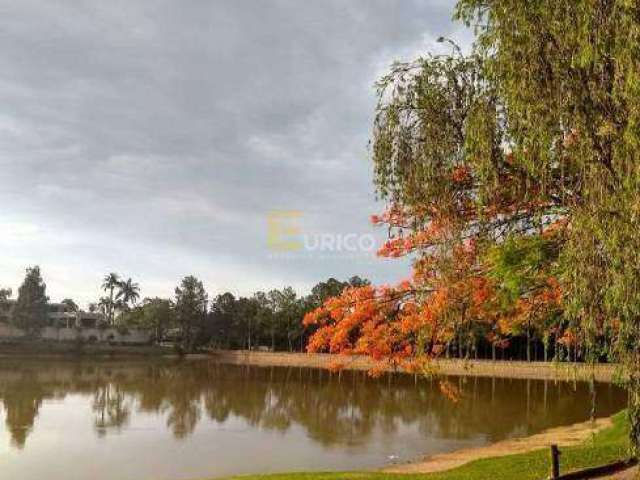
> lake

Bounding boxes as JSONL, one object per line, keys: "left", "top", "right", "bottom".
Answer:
{"left": 0, "top": 358, "right": 627, "bottom": 480}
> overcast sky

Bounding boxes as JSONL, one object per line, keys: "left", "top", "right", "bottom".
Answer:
{"left": 0, "top": 0, "right": 470, "bottom": 306}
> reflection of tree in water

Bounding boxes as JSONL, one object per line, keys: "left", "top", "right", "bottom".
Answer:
{"left": 163, "top": 369, "right": 202, "bottom": 439}
{"left": 0, "top": 368, "right": 49, "bottom": 448}
{"left": 93, "top": 383, "right": 131, "bottom": 436}
{"left": 0, "top": 359, "right": 627, "bottom": 449}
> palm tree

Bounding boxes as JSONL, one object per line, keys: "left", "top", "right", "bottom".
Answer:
{"left": 116, "top": 278, "right": 140, "bottom": 308}
{"left": 102, "top": 273, "right": 121, "bottom": 325}
{"left": 97, "top": 297, "right": 111, "bottom": 316}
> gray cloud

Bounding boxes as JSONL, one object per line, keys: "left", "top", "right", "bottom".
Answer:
{"left": 0, "top": 0, "right": 467, "bottom": 304}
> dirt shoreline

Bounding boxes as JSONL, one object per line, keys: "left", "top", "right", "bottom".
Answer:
{"left": 211, "top": 350, "right": 619, "bottom": 383}
{"left": 383, "top": 416, "right": 613, "bottom": 474}
{"left": 210, "top": 351, "right": 623, "bottom": 476}
{"left": 0, "top": 347, "right": 620, "bottom": 383}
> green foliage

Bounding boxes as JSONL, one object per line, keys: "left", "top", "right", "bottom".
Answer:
{"left": 486, "top": 235, "right": 559, "bottom": 304}
{"left": 116, "top": 278, "right": 140, "bottom": 307}
{"left": 119, "top": 297, "right": 175, "bottom": 341}
{"left": 174, "top": 275, "right": 208, "bottom": 349}
{"left": 372, "top": 47, "right": 490, "bottom": 214}
{"left": 0, "top": 288, "right": 12, "bottom": 302}
{"left": 13, "top": 266, "right": 48, "bottom": 335}
{"left": 60, "top": 298, "right": 79, "bottom": 312}
{"left": 368, "top": 0, "right": 640, "bottom": 452}
{"left": 452, "top": 0, "right": 640, "bottom": 451}
{"left": 101, "top": 273, "right": 121, "bottom": 325}
{"left": 107, "top": 276, "right": 367, "bottom": 352}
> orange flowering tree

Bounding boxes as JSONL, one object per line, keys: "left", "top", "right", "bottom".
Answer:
{"left": 307, "top": 0, "right": 640, "bottom": 452}
{"left": 304, "top": 47, "right": 567, "bottom": 375}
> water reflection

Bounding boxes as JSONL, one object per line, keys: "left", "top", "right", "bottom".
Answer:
{"left": 0, "top": 358, "right": 626, "bottom": 453}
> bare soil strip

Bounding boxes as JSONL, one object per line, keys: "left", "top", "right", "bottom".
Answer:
{"left": 383, "top": 417, "right": 613, "bottom": 474}
{"left": 603, "top": 466, "right": 638, "bottom": 479}
{"left": 211, "top": 350, "right": 617, "bottom": 383}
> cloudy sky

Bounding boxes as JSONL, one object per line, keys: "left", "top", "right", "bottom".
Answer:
{"left": 0, "top": 0, "right": 470, "bottom": 306}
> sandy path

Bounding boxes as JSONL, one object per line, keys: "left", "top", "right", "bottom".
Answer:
{"left": 603, "top": 466, "right": 639, "bottom": 479}
{"left": 383, "top": 417, "right": 612, "bottom": 474}
{"left": 211, "top": 351, "right": 617, "bottom": 383}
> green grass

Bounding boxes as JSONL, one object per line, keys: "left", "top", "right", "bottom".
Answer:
{"left": 223, "top": 411, "right": 631, "bottom": 480}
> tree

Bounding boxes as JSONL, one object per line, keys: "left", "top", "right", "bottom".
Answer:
{"left": 116, "top": 278, "right": 140, "bottom": 308}
{"left": 13, "top": 266, "right": 49, "bottom": 336}
{"left": 454, "top": 0, "right": 640, "bottom": 450}
{"left": 0, "top": 288, "right": 12, "bottom": 324}
{"left": 146, "top": 297, "right": 175, "bottom": 342}
{"left": 233, "top": 297, "right": 259, "bottom": 350}
{"left": 0, "top": 288, "right": 11, "bottom": 302}
{"left": 252, "top": 291, "right": 274, "bottom": 349}
{"left": 268, "top": 287, "right": 300, "bottom": 352}
{"left": 119, "top": 297, "right": 175, "bottom": 342}
{"left": 309, "top": 278, "right": 349, "bottom": 308}
{"left": 174, "top": 276, "right": 207, "bottom": 351}
{"left": 304, "top": 0, "right": 640, "bottom": 453}
{"left": 97, "top": 297, "right": 111, "bottom": 318}
{"left": 208, "top": 292, "right": 237, "bottom": 348}
{"left": 101, "top": 273, "right": 121, "bottom": 325}
{"left": 0, "top": 288, "right": 11, "bottom": 310}
{"left": 61, "top": 298, "right": 79, "bottom": 312}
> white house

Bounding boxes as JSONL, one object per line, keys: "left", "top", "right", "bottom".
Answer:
{"left": 0, "top": 300, "right": 152, "bottom": 345}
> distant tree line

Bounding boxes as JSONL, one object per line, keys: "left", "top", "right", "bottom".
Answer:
{"left": 0, "top": 266, "right": 370, "bottom": 352}
{"left": 121, "top": 275, "right": 371, "bottom": 352}
{"left": 1, "top": 266, "right": 598, "bottom": 360}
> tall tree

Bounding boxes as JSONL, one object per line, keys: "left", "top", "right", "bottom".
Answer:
{"left": 0, "top": 288, "right": 11, "bottom": 302}
{"left": 455, "top": 0, "right": 640, "bottom": 450}
{"left": 304, "top": 0, "right": 640, "bottom": 454}
{"left": 209, "top": 292, "right": 237, "bottom": 348}
{"left": 119, "top": 297, "right": 175, "bottom": 342}
{"left": 309, "top": 278, "right": 348, "bottom": 308}
{"left": 13, "top": 266, "right": 49, "bottom": 336}
{"left": 144, "top": 297, "right": 175, "bottom": 343}
{"left": 252, "top": 291, "right": 274, "bottom": 349}
{"left": 174, "top": 276, "right": 207, "bottom": 351}
{"left": 101, "top": 273, "right": 121, "bottom": 325}
{"left": 269, "top": 287, "right": 299, "bottom": 352}
{"left": 0, "top": 288, "right": 12, "bottom": 324}
{"left": 116, "top": 278, "right": 140, "bottom": 308}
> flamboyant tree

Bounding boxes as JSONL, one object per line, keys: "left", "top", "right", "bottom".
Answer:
{"left": 304, "top": 0, "right": 640, "bottom": 452}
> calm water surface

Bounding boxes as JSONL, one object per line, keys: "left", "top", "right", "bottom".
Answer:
{"left": 0, "top": 358, "right": 627, "bottom": 480}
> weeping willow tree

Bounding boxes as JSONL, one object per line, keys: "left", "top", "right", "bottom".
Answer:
{"left": 451, "top": 0, "right": 640, "bottom": 452}
{"left": 304, "top": 0, "right": 640, "bottom": 453}
{"left": 381, "top": 0, "right": 640, "bottom": 452}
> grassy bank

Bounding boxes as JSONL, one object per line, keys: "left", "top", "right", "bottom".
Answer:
{"left": 224, "top": 411, "right": 631, "bottom": 480}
